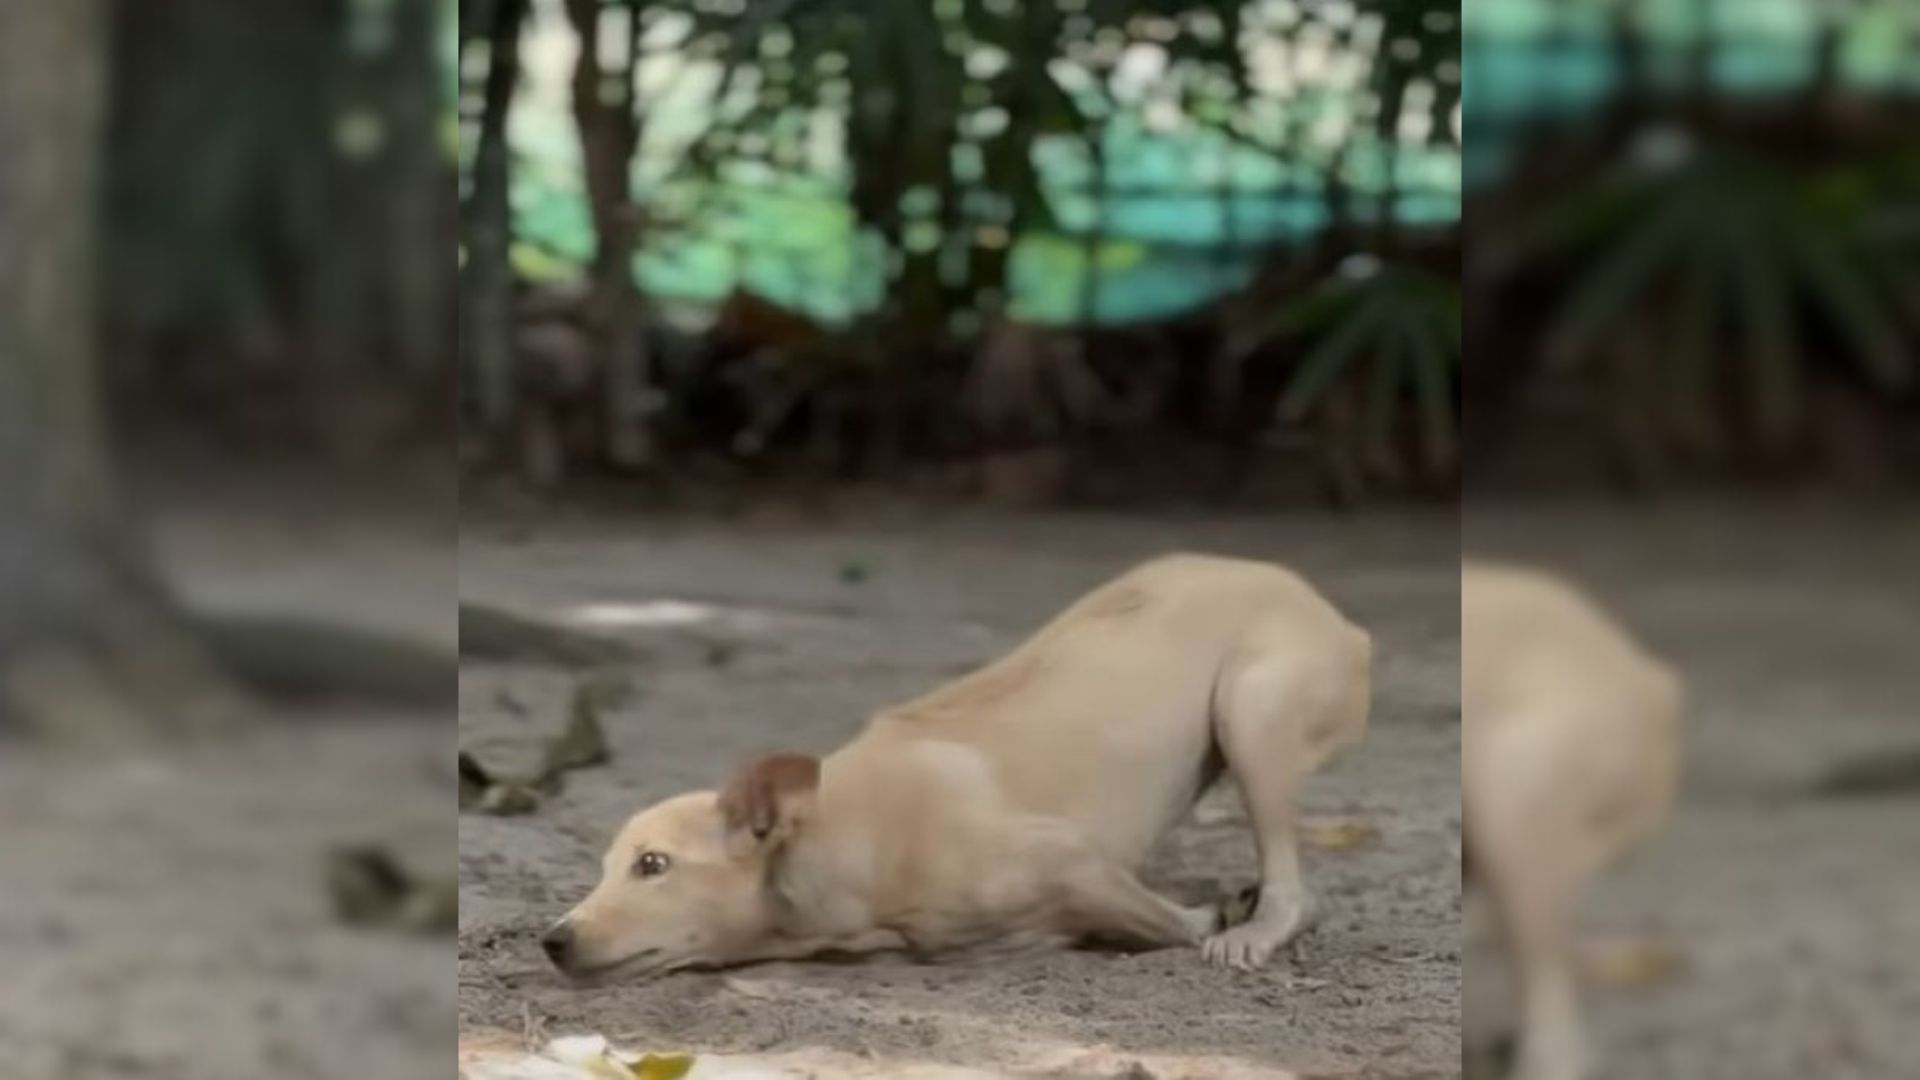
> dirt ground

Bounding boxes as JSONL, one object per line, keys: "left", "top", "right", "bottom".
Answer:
{"left": 456, "top": 505, "right": 1464, "bottom": 1079}
{"left": 0, "top": 488, "right": 455, "bottom": 1080}
{"left": 15, "top": 487, "right": 1897, "bottom": 1080}
{"left": 0, "top": 726, "right": 453, "bottom": 1080}
{"left": 1465, "top": 497, "right": 1920, "bottom": 1080}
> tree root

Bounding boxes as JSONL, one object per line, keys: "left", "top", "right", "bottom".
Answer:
{"left": 2, "top": 609, "right": 459, "bottom": 742}
{"left": 1, "top": 633, "right": 251, "bottom": 744}
{"left": 193, "top": 612, "right": 456, "bottom": 708}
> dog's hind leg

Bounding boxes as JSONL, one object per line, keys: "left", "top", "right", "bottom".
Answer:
{"left": 1468, "top": 698, "right": 1675, "bottom": 1080}
{"left": 1490, "top": 851, "right": 1586, "bottom": 1080}
{"left": 1203, "top": 626, "right": 1370, "bottom": 969}
{"left": 1470, "top": 761, "right": 1588, "bottom": 1080}
{"left": 1053, "top": 852, "right": 1219, "bottom": 949}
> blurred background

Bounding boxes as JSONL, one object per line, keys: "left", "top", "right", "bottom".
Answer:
{"left": 1461, "top": 2, "right": 1918, "bottom": 1078}
{"left": 2, "top": 1, "right": 455, "bottom": 1077}
{"left": 457, "top": 0, "right": 1464, "bottom": 505}
{"left": 1465, "top": 0, "right": 1918, "bottom": 490}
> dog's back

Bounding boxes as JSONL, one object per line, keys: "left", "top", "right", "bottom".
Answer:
{"left": 1463, "top": 561, "right": 1681, "bottom": 873}
{"left": 853, "top": 554, "right": 1367, "bottom": 866}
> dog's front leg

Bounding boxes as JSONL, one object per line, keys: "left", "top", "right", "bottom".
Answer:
{"left": 1202, "top": 637, "right": 1367, "bottom": 969}
{"left": 931, "top": 926, "right": 1076, "bottom": 963}
{"left": 733, "top": 927, "right": 912, "bottom": 967}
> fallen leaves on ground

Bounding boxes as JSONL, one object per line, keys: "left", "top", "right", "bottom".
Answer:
{"left": 631, "top": 1055, "right": 696, "bottom": 1080}
{"left": 539, "top": 680, "right": 614, "bottom": 778}
{"left": 1582, "top": 936, "right": 1685, "bottom": 989}
{"left": 457, "top": 1032, "right": 1301, "bottom": 1080}
{"left": 459, "top": 751, "right": 493, "bottom": 808}
{"left": 461, "top": 674, "right": 625, "bottom": 815}
{"left": 324, "top": 845, "right": 456, "bottom": 934}
{"left": 548, "top": 1037, "right": 696, "bottom": 1080}
{"left": 459, "top": 751, "right": 543, "bottom": 816}
{"left": 1299, "top": 817, "right": 1378, "bottom": 851}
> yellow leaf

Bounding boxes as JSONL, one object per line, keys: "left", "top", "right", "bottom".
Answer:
{"left": 1582, "top": 938, "right": 1684, "bottom": 989}
{"left": 1300, "top": 818, "right": 1378, "bottom": 851}
{"left": 629, "top": 1053, "right": 695, "bottom": 1080}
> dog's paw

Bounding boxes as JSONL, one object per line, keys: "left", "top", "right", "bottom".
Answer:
{"left": 1201, "top": 893, "right": 1315, "bottom": 969}
{"left": 1202, "top": 923, "right": 1286, "bottom": 969}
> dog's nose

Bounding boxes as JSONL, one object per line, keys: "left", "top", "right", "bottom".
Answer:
{"left": 541, "top": 923, "right": 574, "bottom": 968}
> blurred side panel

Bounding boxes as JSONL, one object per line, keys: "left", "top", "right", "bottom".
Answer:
{"left": 1463, "top": 1, "right": 1918, "bottom": 1078}
{"left": 1, "top": 0, "right": 457, "bottom": 1078}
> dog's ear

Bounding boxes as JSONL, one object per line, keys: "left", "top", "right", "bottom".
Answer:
{"left": 718, "top": 753, "right": 819, "bottom": 852}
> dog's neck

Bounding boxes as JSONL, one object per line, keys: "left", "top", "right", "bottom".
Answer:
{"left": 762, "top": 753, "right": 887, "bottom": 942}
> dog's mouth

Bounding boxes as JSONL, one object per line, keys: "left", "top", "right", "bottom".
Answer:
{"left": 560, "top": 947, "right": 684, "bottom": 986}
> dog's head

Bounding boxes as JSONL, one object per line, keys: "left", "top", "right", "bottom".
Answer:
{"left": 541, "top": 753, "right": 819, "bottom": 982}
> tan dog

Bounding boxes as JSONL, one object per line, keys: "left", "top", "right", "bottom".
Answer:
{"left": 1463, "top": 562, "right": 1683, "bottom": 1080}
{"left": 543, "top": 554, "right": 1372, "bottom": 982}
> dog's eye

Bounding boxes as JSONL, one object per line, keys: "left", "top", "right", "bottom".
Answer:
{"left": 632, "top": 851, "right": 671, "bottom": 878}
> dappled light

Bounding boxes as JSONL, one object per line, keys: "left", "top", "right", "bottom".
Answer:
{"left": 458, "top": 0, "right": 1464, "bottom": 499}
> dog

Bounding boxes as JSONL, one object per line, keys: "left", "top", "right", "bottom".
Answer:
{"left": 542, "top": 554, "right": 1372, "bottom": 982}
{"left": 1463, "top": 562, "right": 1683, "bottom": 1080}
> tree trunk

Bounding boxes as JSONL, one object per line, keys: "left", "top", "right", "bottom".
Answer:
{"left": 460, "top": 0, "right": 525, "bottom": 433}
{"left": 387, "top": 0, "right": 454, "bottom": 389}
{"left": 564, "top": 0, "right": 652, "bottom": 470}
{"left": 0, "top": 0, "right": 240, "bottom": 740}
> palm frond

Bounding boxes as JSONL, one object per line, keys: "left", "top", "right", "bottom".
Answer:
{"left": 1245, "top": 261, "right": 1461, "bottom": 475}
{"left": 1525, "top": 149, "right": 1917, "bottom": 459}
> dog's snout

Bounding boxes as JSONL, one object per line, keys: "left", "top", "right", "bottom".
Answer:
{"left": 541, "top": 923, "right": 574, "bottom": 968}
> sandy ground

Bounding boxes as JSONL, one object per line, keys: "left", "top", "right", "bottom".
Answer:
{"left": 457, "top": 506, "right": 1463, "bottom": 1079}
{"left": 1465, "top": 497, "right": 1920, "bottom": 1080}
{"left": 11, "top": 485, "right": 1900, "bottom": 1079}
{"left": 0, "top": 492, "right": 456, "bottom": 1080}
{"left": 0, "top": 726, "right": 452, "bottom": 1080}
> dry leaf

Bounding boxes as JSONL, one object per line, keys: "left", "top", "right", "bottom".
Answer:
{"left": 548, "top": 1036, "right": 631, "bottom": 1079}
{"left": 1582, "top": 938, "right": 1684, "bottom": 988}
{"left": 542, "top": 684, "right": 612, "bottom": 778}
{"left": 460, "top": 752, "right": 494, "bottom": 809}
{"left": 629, "top": 1054, "right": 695, "bottom": 1080}
{"left": 1300, "top": 818, "right": 1377, "bottom": 851}
{"left": 325, "top": 846, "right": 409, "bottom": 925}
{"left": 325, "top": 845, "right": 456, "bottom": 935}
{"left": 479, "top": 782, "right": 542, "bottom": 816}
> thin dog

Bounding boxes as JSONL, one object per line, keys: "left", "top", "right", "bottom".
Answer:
{"left": 1463, "top": 561, "right": 1682, "bottom": 1080}
{"left": 542, "top": 554, "right": 1372, "bottom": 982}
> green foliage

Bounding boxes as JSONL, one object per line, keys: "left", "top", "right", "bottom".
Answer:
{"left": 1239, "top": 258, "right": 1460, "bottom": 475}
{"left": 452, "top": 0, "right": 1469, "bottom": 478}
{"left": 488, "top": 1, "right": 1465, "bottom": 327}
{"left": 1518, "top": 144, "right": 1916, "bottom": 449}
